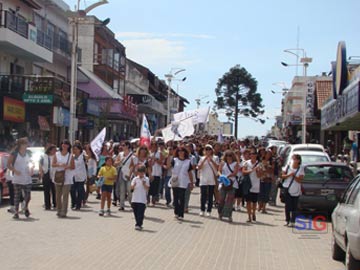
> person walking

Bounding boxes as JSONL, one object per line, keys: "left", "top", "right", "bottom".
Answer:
{"left": 97, "top": 157, "right": 117, "bottom": 216}
{"left": 281, "top": 154, "right": 304, "bottom": 227}
{"left": 40, "top": 144, "right": 57, "bottom": 210}
{"left": 197, "top": 144, "right": 219, "bottom": 217}
{"left": 171, "top": 147, "right": 194, "bottom": 220}
{"left": 70, "top": 144, "right": 87, "bottom": 210}
{"left": 218, "top": 150, "right": 239, "bottom": 222}
{"left": 115, "top": 141, "right": 133, "bottom": 210}
{"left": 242, "top": 150, "right": 261, "bottom": 223}
{"left": 52, "top": 140, "right": 75, "bottom": 218}
{"left": 131, "top": 165, "right": 150, "bottom": 230}
{"left": 7, "top": 137, "right": 33, "bottom": 219}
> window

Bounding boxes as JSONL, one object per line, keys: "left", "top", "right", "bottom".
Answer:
{"left": 33, "top": 65, "right": 43, "bottom": 75}
{"left": 342, "top": 176, "right": 359, "bottom": 203}
{"left": 347, "top": 180, "right": 360, "bottom": 205}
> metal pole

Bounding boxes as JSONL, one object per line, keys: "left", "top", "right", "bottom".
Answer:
{"left": 167, "top": 76, "right": 172, "bottom": 124}
{"left": 69, "top": 16, "right": 78, "bottom": 143}
{"left": 302, "top": 63, "right": 307, "bottom": 144}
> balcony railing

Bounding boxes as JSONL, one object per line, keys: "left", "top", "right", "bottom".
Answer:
{"left": 3, "top": 10, "right": 28, "bottom": 38}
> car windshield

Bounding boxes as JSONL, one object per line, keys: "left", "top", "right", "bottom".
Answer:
{"left": 301, "top": 155, "right": 329, "bottom": 164}
{"left": 303, "top": 165, "right": 353, "bottom": 182}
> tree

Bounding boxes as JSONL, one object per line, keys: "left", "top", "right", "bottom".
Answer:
{"left": 214, "top": 65, "right": 265, "bottom": 139}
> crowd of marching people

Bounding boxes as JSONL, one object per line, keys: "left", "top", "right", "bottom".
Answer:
{"left": 5, "top": 135, "right": 304, "bottom": 230}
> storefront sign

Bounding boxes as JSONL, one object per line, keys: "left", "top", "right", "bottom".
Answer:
{"left": 86, "top": 99, "right": 100, "bottom": 116}
{"left": 23, "top": 93, "right": 53, "bottom": 104}
{"left": 128, "top": 94, "right": 152, "bottom": 105}
{"left": 321, "top": 81, "right": 360, "bottom": 129}
{"left": 3, "top": 97, "right": 25, "bottom": 123}
{"left": 306, "top": 81, "right": 315, "bottom": 117}
{"left": 53, "top": 106, "right": 70, "bottom": 127}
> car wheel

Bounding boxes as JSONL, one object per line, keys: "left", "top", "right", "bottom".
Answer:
{"left": 331, "top": 231, "right": 345, "bottom": 261}
{"left": 345, "top": 242, "right": 360, "bottom": 270}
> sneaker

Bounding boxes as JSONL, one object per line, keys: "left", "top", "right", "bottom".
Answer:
{"left": 199, "top": 211, "right": 204, "bottom": 216}
{"left": 106, "top": 209, "right": 111, "bottom": 216}
{"left": 135, "top": 225, "right": 141, "bottom": 230}
{"left": 13, "top": 213, "right": 19, "bottom": 219}
{"left": 119, "top": 207, "right": 125, "bottom": 211}
{"left": 206, "top": 212, "right": 211, "bottom": 217}
{"left": 177, "top": 216, "right": 184, "bottom": 220}
{"left": 25, "top": 209, "right": 30, "bottom": 218}
{"left": 99, "top": 210, "right": 104, "bottom": 216}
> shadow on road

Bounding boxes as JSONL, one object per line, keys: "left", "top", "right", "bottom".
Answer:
{"left": 144, "top": 216, "right": 165, "bottom": 223}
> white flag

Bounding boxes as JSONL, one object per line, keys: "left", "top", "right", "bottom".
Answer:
{"left": 217, "top": 128, "right": 224, "bottom": 143}
{"left": 162, "top": 117, "right": 195, "bottom": 143}
{"left": 173, "top": 107, "right": 210, "bottom": 125}
{"left": 140, "top": 114, "right": 151, "bottom": 147}
{"left": 90, "top": 127, "right": 106, "bottom": 161}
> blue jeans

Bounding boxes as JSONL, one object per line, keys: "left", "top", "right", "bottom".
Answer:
{"left": 71, "top": 181, "right": 85, "bottom": 209}
{"left": 164, "top": 176, "right": 172, "bottom": 204}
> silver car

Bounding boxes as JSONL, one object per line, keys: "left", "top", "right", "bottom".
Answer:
{"left": 331, "top": 174, "right": 360, "bottom": 270}
{"left": 27, "top": 147, "right": 45, "bottom": 188}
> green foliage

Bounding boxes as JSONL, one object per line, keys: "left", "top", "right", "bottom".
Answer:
{"left": 214, "top": 65, "right": 265, "bottom": 123}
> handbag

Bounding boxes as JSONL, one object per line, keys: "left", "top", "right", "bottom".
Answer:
{"left": 169, "top": 175, "right": 179, "bottom": 188}
{"left": 54, "top": 153, "right": 70, "bottom": 185}
{"left": 280, "top": 167, "right": 300, "bottom": 203}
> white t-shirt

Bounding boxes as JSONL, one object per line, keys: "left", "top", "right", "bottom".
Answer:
{"left": 199, "top": 156, "right": 219, "bottom": 186}
{"left": 151, "top": 151, "right": 162, "bottom": 177}
{"left": 119, "top": 151, "right": 133, "bottom": 177}
{"left": 131, "top": 176, "right": 150, "bottom": 204}
{"left": 282, "top": 165, "right": 304, "bottom": 196}
{"left": 244, "top": 160, "right": 260, "bottom": 193}
{"left": 12, "top": 152, "right": 32, "bottom": 185}
{"left": 221, "top": 161, "right": 238, "bottom": 189}
{"left": 53, "top": 152, "right": 73, "bottom": 185}
{"left": 73, "top": 153, "right": 87, "bottom": 182}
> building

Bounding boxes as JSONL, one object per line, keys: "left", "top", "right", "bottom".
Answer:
{"left": 0, "top": 0, "right": 90, "bottom": 146}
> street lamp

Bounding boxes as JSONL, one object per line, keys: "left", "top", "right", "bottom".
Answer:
{"left": 69, "top": 0, "right": 108, "bottom": 143}
{"left": 165, "top": 68, "right": 186, "bottom": 124}
{"left": 281, "top": 48, "right": 312, "bottom": 144}
{"left": 195, "top": 95, "right": 209, "bottom": 109}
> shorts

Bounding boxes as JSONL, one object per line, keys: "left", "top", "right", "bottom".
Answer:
{"left": 245, "top": 192, "right": 258, "bottom": 203}
{"left": 101, "top": 184, "right": 113, "bottom": 193}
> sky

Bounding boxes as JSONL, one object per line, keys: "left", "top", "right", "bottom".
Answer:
{"left": 65, "top": 0, "right": 360, "bottom": 138}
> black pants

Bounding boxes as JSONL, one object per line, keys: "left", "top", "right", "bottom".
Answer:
{"left": 173, "top": 187, "right": 186, "bottom": 218}
{"left": 148, "top": 176, "right": 160, "bottom": 202}
{"left": 200, "top": 185, "right": 215, "bottom": 212}
{"left": 71, "top": 181, "right": 85, "bottom": 209}
{"left": 43, "top": 173, "right": 56, "bottom": 209}
{"left": 285, "top": 192, "right": 299, "bottom": 223}
{"left": 132, "top": 202, "right": 146, "bottom": 227}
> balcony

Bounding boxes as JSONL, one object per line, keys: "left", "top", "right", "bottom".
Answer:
{"left": 0, "top": 11, "right": 52, "bottom": 63}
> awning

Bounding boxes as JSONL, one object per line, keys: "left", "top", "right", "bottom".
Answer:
{"left": 77, "top": 66, "right": 122, "bottom": 100}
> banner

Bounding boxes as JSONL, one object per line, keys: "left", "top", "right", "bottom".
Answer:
{"left": 173, "top": 107, "right": 210, "bottom": 125}
{"left": 140, "top": 114, "right": 151, "bottom": 147}
{"left": 3, "top": 97, "right": 25, "bottom": 123}
{"left": 217, "top": 128, "right": 224, "bottom": 143}
{"left": 162, "top": 117, "right": 195, "bottom": 143}
{"left": 90, "top": 127, "right": 106, "bottom": 161}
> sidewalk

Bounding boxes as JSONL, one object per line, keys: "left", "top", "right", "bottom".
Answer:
{"left": 0, "top": 189, "right": 344, "bottom": 270}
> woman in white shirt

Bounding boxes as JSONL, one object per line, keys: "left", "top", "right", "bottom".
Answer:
{"left": 197, "top": 144, "right": 219, "bottom": 217}
{"left": 281, "top": 154, "right": 304, "bottom": 227}
{"left": 52, "top": 140, "right": 75, "bottom": 218}
{"left": 40, "top": 144, "right": 57, "bottom": 210}
{"left": 70, "top": 143, "right": 87, "bottom": 210}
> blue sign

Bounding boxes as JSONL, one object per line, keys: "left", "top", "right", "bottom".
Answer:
{"left": 86, "top": 100, "right": 100, "bottom": 116}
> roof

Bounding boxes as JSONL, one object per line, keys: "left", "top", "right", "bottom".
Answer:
{"left": 316, "top": 80, "right": 332, "bottom": 109}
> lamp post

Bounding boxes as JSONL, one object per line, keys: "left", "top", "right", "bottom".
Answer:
{"left": 164, "top": 68, "right": 185, "bottom": 124}
{"left": 281, "top": 48, "right": 312, "bottom": 144}
{"left": 69, "top": 0, "right": 108, "bottom": 143}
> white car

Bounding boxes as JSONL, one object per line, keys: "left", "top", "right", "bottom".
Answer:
{"left": 280, "top": 143, "right": 326, "bottom": 166}
{"left": 282, "top": 150, "right": 331, "bottom": 170}
{"left": 332, "top": 174, "right": 360, "bottom": 270}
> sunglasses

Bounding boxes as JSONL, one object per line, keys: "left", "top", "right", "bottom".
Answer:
{"left": 205, "top": 148, "right": 212, "bottom": 151}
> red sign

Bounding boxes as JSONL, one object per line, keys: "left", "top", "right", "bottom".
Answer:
{"left": 3, "top": 97, "right": 25, "bottom": 123}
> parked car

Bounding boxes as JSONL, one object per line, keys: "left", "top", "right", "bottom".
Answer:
{"left": 282, "top": 150, "right": 331, "bottom": 170}
{"left": 331, "top": 174, "right": 360, "bottom": 270}
{"left": 280, "top": 143, "right": 326, "bottom": 167}
{"left": 0, "top": 152, "right": 10, "bottom": 205}
{"left": 298, "top": 162, "right": 353, "bottom": 213}
{"left": 27, "top": 147, "right": 45, "bottom": 188}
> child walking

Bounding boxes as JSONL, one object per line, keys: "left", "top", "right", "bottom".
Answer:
{"left": 131, "top": 165, "right": 150, "bottom": 230}
{"left": 97, "top": 157, "right": 117, "bottom": 216}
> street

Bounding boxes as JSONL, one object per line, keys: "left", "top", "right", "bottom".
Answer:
{"left": 0, "top": 188, "right": 345, "bottom": 270}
